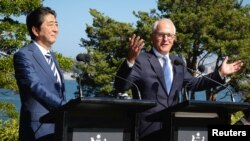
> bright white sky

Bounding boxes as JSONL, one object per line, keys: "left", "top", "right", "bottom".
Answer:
{"left": 43, "top": 0, "right": 158, "bottom": 58}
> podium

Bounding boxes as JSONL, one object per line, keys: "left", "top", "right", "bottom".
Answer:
{"left": 41, "top": 98, "right": 156, "bottom": 141}
{"left": 147, "top": 100, "right": 250, "bottom": 141}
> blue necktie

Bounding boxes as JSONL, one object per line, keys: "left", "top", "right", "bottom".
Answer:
{"left": 45, "top": 52, "right": 61, "bottom": 84}
{"left": 163, "top": 57, "right": 173, "bottom": 94}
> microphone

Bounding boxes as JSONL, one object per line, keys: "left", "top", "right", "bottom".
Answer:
{"left": 114, "top": 74, "right": 142, "bottom": 100}
{"left": 76, "top": 53, "right": 90, "bottom": 63}
{"left": 198, "top": 65, "right": 205, "bottom": 73}
{"left": 174, "top": 58, "right": 235, "bottom": 102}
{"left": 75, "top": 53, "right": 142, "bottom": 100}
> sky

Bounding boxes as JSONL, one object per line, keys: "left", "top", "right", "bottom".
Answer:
{"left": 42, "top": 0, "right": 158, "bottom": 58}
{"left": 28, "top": 0, "right": 250, "bottom": 58}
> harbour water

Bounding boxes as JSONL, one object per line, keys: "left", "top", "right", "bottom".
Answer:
{"left": 0, "top": 79, "right": 244, "bottom": 113}
{"left": 0, "top": 79, "right": 78, "bottom": 112}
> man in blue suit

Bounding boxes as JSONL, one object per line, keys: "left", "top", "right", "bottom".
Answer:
{"left": 13, "top": 7, "right": 66, "bottom": 141}
{"left": 114, "top": 18, "right": 243, "bottom": 141}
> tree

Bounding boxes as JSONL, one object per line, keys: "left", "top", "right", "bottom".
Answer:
{"left": 0, "top": 102, "right": 19, "bottom": 141}
{"left": 78, "top": 9, "right": 136, "bottom": 96}
{"left": 0, "top": 0, "right": 42, "bottom": 52}
{"left": 0, "top": 1, "right": 42, "bottom": 140}
{"left": 0, "top": 0, "right": 43, "bottom": 91}
{"left": 157, "top": 0, "right": 250, "bottom": 98}
{"left": 79, "top": 0, "right": 250, "bottom": 102}
{"left": 55, "top": 52, "right": 74, "bottom": 72}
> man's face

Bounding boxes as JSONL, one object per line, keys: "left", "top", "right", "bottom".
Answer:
{"left": 33, "top": 13, "right": 58, "bottom": 49}
{"left": 151, "top": 20, "right": 175, "bottom": 55}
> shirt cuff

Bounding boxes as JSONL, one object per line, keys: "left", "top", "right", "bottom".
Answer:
{"left": 127, "top": 60, "right": 134, "bottom": 68}
{"left": 218, "top": 70, "right": 225, "bottom": 80}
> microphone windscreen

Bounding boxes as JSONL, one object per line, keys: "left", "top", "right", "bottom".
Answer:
{"left": 76, "top": 54, "right": 85, "bottom": 61}
{"left": 76, "top": 53, "right": 90, "bottom": 63}
{"left": 198, "top": 65, "right": 205, "bottom": 73}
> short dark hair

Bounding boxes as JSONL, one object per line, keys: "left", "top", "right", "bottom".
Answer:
{"left": 26, "top": 7, "right": 56, "bottom": 40}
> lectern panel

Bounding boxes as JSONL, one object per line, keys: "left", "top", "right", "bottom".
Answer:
{"left": 147, "top": 100, "right": 250, "bottom": 141}
{"left": 41, "top": 98, "right": 156, "bottom": 141}
{"left": 68, "top": 128, "right": 130, "bottom": 141}
{"left": 176, "top": 127, "right": 207, "bottom": 141}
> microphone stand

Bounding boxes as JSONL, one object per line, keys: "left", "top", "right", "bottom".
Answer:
{"left": 76, "top": 53, "right": 142, "bottom": 100}
{"left": 186, "top": 67, "right": 235, "bottom": 102}
{"left": 115, "top": 75, "right": 142, "bottom": 100}
{"left": 77, "top": 72, "right": 84, "bottom": 99}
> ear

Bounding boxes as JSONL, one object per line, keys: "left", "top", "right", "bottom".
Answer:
{"left": 174, "top": 36, "right": 177, "bottom": 42}
{"left": 32, "top": 26, "right": 39, "bottom": 37}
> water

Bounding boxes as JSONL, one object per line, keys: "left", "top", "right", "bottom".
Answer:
{"left": 0, "top": 80, "right": 244, "bottom": 112}
{"left": 0, "top": 79, "right": 78, "bottom": 112}
{"left": 65, "top": 79, "right": 78, "bottom": 100}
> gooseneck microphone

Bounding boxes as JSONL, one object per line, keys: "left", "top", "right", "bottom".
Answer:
{"left": 76, "top": 53, "right": 90, "bottom": 63}
{"left": 174, "top": 58, "right": 235, "bottom": 102}
{"left": 75, "top": 53, "right": 142, "bottom": 100}
{"left": 75, "top": 54, "right": 90, "bottom": 99}
{"left": 114, "top": 74, "right": 142, "bottom": 100}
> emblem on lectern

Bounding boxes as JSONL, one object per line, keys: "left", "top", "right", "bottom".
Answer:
{"left": 90, "top": 134, "right": 107, "bottom": 141}
{"left": 191, "top": 132, "right": 205, "bottom": 141}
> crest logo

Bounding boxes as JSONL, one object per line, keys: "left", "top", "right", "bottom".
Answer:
{"left": 90, "top": 134, "right": 107, "bottom": 141}
{"left": 191, "top": 132, "right": 205, "bottom": 141}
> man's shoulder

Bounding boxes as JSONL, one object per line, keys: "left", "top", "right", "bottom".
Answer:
{"left": 138, "top": 50, "right": 154, "bottom": 58}
{"left": 14, "top": 42, "right": 36, "bottom": 57}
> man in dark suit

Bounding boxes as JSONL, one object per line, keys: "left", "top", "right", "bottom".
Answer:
{"left": 114, "top": 18, "right": 243, "bottom": 141}
{"left": 13, "top": 7, "right": 66, "bottom": 141}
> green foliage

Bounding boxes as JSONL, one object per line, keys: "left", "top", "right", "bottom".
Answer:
{"left": 79, "top": 1, "right": 250, "bottom": 98}
{"left": 54, "top": 52, "right": 74, "bottom": 72}
{"left": 0, "top": 0, "right": 42, "bottom": 93}
{"left": 0, "top": 119, "right": 19, "bottom": 141}
{"left": 0, "top": 1, "right": 48, "bottom": 140}
{"left": 0, "top": 0, "right": 42, "bottom": 52}
{"left": 0, "top": 56, "right": 18, "bottom": 91}
{"left": 79, "top": 9, "right": 135, "bottom": 95}
{"left": 157, "top": 0, "right": 250, "bottom": 95}
{"left": 231, "top": 111, "right": 244, "bottom": 125}
{"left": 0, "top": 102, "right": 18, "bottom": 119}
{"left": 0, "top": 102, "right": 19, "bottom": 141}
{"left": 133, "top": 10, "right": 159, "bottom": 51}
{"left": 82, "top": 9, "right": 135, "bottom": 59}
{"left": 0, "top": 0, "right": 42, "bottom": 16}
{"left": 76, "top": 50, "right": 122, "bottom": 96}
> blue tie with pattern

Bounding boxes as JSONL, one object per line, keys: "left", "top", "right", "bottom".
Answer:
{"left": 163, "top": 57, "right": 173, "bottom": 95}
{"left": 45, "top": 52, "right": 61, "bottom": 84}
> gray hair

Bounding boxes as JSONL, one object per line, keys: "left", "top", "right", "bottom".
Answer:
{"left": 152, "top": 18, "right": 176, "bottom": 34}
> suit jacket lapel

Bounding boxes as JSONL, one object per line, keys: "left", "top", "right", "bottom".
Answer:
{"left": 170, "top": 54, "right": 179, "bottom": 93}
{"left": 29, "top": 43, "right": 57, "bottom": 82}
{"left": 148, "top": 50, "right": 168, "bottom": 94}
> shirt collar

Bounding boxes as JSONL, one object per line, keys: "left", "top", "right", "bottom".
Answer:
{"left": 153, "top": 48, "right": 170, "bottom": 59}
{"left": 33, "top": 41, "right": 50, "bottom": 55}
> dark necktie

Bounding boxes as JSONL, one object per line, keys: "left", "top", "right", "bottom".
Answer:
{"left": 163, "top": 57, "right": 173, "bottom": 94}
{"left": 45, "top": 52, "right": 61, "bottom": 84}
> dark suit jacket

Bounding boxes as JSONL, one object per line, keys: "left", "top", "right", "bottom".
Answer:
{"left": 13, "top": 42, "right": 66, "bottom": 141}
{"left": 114, "top": 50, "right": 224, "bottom": 139}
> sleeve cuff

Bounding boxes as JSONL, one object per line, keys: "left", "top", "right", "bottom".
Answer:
{"left": 127, "top": 60, "right": 134, "bottom": 68}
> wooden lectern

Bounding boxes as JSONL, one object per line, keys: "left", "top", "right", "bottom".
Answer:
{"left": 146, "top": 100, "right": 250, "bottom": 141}
{"left": 41, "top": 98, "right": 156, "bottom": 141}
